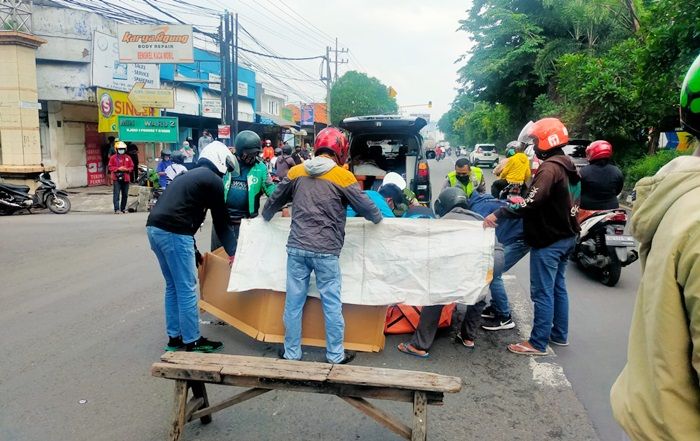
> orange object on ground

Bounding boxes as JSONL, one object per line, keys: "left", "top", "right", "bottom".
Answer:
{"left": 384, "top": 304, "right": 456, "bottom": 335}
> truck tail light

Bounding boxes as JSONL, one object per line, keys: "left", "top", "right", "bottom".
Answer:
{"left": 418, "top": 162, "right": 429, "bottom": 178}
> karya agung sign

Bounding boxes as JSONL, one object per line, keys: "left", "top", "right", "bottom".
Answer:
{"left": 117, "top": 24, "right": 194, "bottom": 64}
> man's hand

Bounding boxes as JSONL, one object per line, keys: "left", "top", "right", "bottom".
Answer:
{"left": 281, "top": 207, "right": 291, "bottom": 217}
{"left": 228, "top": 255, "right": 235, "bottom": 266}
{"left": 483, "top": 213, "right": 498, "bottom": 229}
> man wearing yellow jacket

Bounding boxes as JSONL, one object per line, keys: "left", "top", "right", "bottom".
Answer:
{"left": 492, "top": 141, "right": 531, "bottom": 198}
{"left": 610, "top": 54, "right": 700, "bottom": 441}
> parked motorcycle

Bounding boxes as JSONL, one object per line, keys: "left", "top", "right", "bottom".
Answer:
{"left": 573, "top": 209, "right": 638, "bottom": 286}
{"left": 0, "top": 171, "right": 71, "bottom": 215}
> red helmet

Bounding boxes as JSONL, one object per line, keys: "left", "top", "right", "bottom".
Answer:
{"left": 586, "top": 140, "right": 613, "bottom": 161}
{"left": 528, "top": 118, "right": 569, "bottom": 151}
{"left": 314, "top": 127, "right": 349, "bottom": 164}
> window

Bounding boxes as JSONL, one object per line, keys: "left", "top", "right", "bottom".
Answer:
{"left": 268, "top": 100, "right": 279, "bottom": 115}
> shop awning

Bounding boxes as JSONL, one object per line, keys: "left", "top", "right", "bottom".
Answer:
{"left": 257, "top": 112, "right": 299, "bottom": 129}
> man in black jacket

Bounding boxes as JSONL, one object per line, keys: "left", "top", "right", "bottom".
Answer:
{"left": 146, "top": 141, "right": 238, "bottom": 353}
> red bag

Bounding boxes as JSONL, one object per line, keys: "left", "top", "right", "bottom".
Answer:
{"left": 384, "top": 304, "right": 456, "bottom": 335}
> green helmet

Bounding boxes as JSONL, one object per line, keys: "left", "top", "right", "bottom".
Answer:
{"left": 680, "top": 53, "right": 700, "bottom": 136}
{"left": 234, "top": 130, "right": 261, "bottom": 152}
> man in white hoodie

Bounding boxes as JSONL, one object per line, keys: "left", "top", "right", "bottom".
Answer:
{"left": 263, "top": 127, "right": 382, "bottom": 364}
{"left": 610, "top": 54, "right": 700, "bottom": 441}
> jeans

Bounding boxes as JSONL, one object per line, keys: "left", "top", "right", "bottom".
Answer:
{"left": 147, "top": 226, "right": 200, "bottom": 344}
{"left": 528, "top": 236, "right": 576, "bottom": 351}
{"left": 489, "top": 240, "right": 531, "bottom": 318}
{"left": 284, "top": 247, "right": 344, "bottom": 363}
{"left": 113, "top": 181, "right": 129, "bottom": 212}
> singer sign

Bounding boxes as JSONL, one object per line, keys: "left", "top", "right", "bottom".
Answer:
{"left": 117, "top": 24, "right": 194, "bottom": 63}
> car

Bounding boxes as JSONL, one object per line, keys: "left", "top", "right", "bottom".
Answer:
{"left": 525, "top": 139, "right": 591, "bottom": 176}
{"left": 469, "top": 143, "right": 499, "bottom": 168}
{"left": 339, "top": 115, "right": 432, "bottom": 205}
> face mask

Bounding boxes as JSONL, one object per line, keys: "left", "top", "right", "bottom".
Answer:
{"left": 240, "top": 151, "right": 258, "bottom": 166}
{"left": 117, "top": 149, "right": 126, "bottom": 154}
{"left": 456, "top": 174, "right": 470, "bottom": 184}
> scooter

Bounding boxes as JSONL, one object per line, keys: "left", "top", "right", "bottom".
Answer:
{"left": 0, "top": 171, "right": 71, "bottom": 215}
{"left": 573, "top": 209, "right": 638, "bottom": 287}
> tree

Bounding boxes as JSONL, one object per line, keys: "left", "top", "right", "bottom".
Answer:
{"left": 329, "top": 71, "right": 398, "bottom": 125}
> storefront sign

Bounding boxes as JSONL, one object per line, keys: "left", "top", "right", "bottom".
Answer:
{"left": 118, "top": 116, "right": 179, "bottom": 143}
{"left": 301, "top": 104, "right": 314, "bottom": 126}
{"left": 92, "top": 31, "right": 160, "bottom": 92}
{"left": 218, "top": 125, "right": 231, "bottom": 139}
{"left": 97, "top": 88, "right": 159, "bottom": 133}
{"left": 209, "top": 73, "right": 221, "bottom": 92}
{"left": 202, "top": 99, "right": 222, "bottom": 117}
{"left": 237, "top": 81, "right": 248, "bottom": 97}
{"left": 128, "top": 82, "right": 175, "bottom": 112}
{"left": 117, "top": 24, "right": 194, "bottom": 64}
{"left": 85, "top": 123, "right": 106, "bottom": 186}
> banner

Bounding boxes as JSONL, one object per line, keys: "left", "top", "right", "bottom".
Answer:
{"left": 229, "top": 218, "right": 496, "bottom": 306}
{"left": 301, "top": 104, "right": 314, "bottom": 126}
{"left": 117, "top": 24, "right": 194, "bottom": 64}
{"left": 92, "top": 31, "right": 160, "bottom": 92}
{"left": 97, "top": 88, "right": 159, "bottom": 133}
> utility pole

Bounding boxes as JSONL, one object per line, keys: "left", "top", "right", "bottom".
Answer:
{"left": 324, "top": 46, "right": 332, "bottom": 124}
{"left": 333, "top": 37, "right": 348, "bottom": 82}
{"left": 219, "top": 12, "right": 228, "bottom": 142}
{"left": 232, "top": 13, "right": 239, "bottom": 137}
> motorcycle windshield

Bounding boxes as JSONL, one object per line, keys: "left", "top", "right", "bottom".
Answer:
{"left": 517, "top": 121, "right": 534, "bottom": 144}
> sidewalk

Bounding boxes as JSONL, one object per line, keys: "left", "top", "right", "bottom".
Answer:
{"left": 66, "top": 185, "right": 151, "bottom": 213}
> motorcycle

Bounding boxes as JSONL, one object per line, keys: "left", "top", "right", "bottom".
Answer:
{"left": 573, "top": 209, "right": 638, "bottom": 286}
{"left": 0, "top": 171, "right": 71, "bottom": 215}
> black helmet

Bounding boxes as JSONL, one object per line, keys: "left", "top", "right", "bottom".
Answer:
{"left": 680, "top": 53, "right": 700, "bottom": 136}
{"left": 434, "top": 187, "right": 469, "bottom": 217}
{"left": 274, "top": 147, "right": 282, "bottom": 156}
{"left": 378, "top": 183, "right": 404, "bottom": 206}
{"left": 171, "top": 151, "right": 185, "bottom": 165}
{"left": 234, "top": 130, "right": 262, "bottom": 152}
{"left": 282, "top": 145, "right": 293, "bottom": 155}
{"left": 161, "top": 149, "right": 172, "bottom": 159}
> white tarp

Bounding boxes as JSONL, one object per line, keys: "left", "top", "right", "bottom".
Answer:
{"left": 228, "top": 218, "right": 496, "bottom": 306}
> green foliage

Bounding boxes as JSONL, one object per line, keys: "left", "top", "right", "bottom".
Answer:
{"left": 148, "top": 169, "right": 161, "bottom": 189}
{"left": 453, "top": 102, "right": 516, "bottom": 149}
{"left": 329, "top": 71, "right": 398, "bottom": 125}
{"left": 623, "top": 149, "right": 686, "bottom": 187}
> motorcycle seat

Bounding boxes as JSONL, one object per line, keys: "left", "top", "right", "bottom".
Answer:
{"left": 2, "top": 183, "right": 30, "bottom": 193}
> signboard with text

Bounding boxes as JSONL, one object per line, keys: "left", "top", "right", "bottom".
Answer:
{"left": 118, "top": 116, "right": 179, "bottom": 143}
{"left": 202, "top": 99, "right": 222, "bottom": 117}
{"left": 97, "top": 88, "right": 159, "bottom": 133}
{"left": 117, "top": 24, "right": 194, "bottom": 64}
{"left": 92, "top": 31, "right": 160, "bottom": 92}
{"left": 217, "top": 125, "right": 231, "bottom": 139}
{"left": 301, "top": 104, "right": 314, "bottom": 126}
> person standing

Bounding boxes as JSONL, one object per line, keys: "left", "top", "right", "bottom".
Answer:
{"left": 108, "top": 141, "right": 134, "bottom": 214}
{"left": 483, "top": 118, "right": 580, "bottom": 356}
{"left": 180, "top": 140, "right": 196, "bottom": 170}
{"left": 211, "top": 130, "right": 276, "bottom": 253}
{"left": 262, "top": 127, "right": 382, "bottom": 364}
{"left": 147, "top": 141, "right": 238, "bottom": 353}
{"left": 198, "top": 129, "right": 213, "bottom": 154}
{"left": 274, "top": 145, "right": 296, "bottom": 180}
{"left": 442, "top": 158, "right": 486, "bottom": 196}
{"left": 126, "top": 142, "right": 139, "bottom": 182}
{"left": 610, "top": 54, "right": 700, "bottom": 441}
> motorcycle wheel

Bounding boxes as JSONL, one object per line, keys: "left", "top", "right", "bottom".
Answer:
{"left": 47, "top": 194, "right": 71, "bottom": 214}
{"left": 600, "top": 250, "right": 622, "bottom": 287}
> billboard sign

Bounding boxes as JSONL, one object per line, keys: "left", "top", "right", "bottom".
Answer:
{"left": 217, "top": 125, "right": 231, "bottom": 139}
{"left": 117, "top": 116, "right": 179, "bottom": 143}
{"left": 97, "top": 88, "right": 159, "bottom": 133}
{"left": 301, "top": 104, "right": 314, "bottom": 126}
{"left": 92, "top": 31, "right": 160, "bottom": 92}
{"left": 117, "top": 24, "right": 194, "bottom": 64}
{"left": 202, "top": 99, "right": 222, "bottom": 117}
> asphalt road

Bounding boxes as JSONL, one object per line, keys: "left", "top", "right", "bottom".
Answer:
{"left": 0, "top": 162, "right": 637, "bottom": 440}
{"left": 430, "top": 154, "right": 640, "bottom": 441}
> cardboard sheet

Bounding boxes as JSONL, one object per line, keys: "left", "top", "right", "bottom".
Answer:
{"left": 229, "top": 217, "right": 495, "bottom": 306}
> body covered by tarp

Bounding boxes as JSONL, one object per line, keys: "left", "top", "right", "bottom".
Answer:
{"left": 228, "top": 217, "right": 495, "bottom": 306}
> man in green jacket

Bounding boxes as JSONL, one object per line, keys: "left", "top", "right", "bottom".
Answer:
{"left": 610, "top": 54, "right": 700, "bottom": 441}
{"left": 441, "top": 158, "right": 485, "bottom": 197}
{"left": 211, "top": 130, "right": 276, "bottom": 252}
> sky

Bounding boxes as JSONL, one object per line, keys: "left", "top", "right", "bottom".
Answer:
{"left": 112, "top": 0, "right": 473, "bottom": 122}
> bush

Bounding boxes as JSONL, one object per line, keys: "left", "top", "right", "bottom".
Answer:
{"left": 623, "top": 150, "right": 685, "bottom": 188}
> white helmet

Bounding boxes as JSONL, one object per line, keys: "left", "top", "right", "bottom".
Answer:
{"left": 198, "top": 141, "right": 239, "bottom": 176}
{"left": 382, "top": 172, "right": 407, "bottom": 190}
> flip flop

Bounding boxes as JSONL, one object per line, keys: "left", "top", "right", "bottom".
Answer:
{"left": 397, "top": 342, "right": 429, "bottom": 358}
{"left": 507, "top": 342, "right": 548, "bottom": 356}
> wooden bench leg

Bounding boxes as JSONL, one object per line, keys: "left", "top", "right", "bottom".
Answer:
{"left": 169, "top": 380, "right": 188, "bottom": 441}
{"left": 411, "top": 392, "right": 427, "bottom": 441}
{"left": 189, "top": 382, "right": 212, "bottom": 424}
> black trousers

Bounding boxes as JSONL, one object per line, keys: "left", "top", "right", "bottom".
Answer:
{"left": 113, "top": 181, "right": 129, "bottom": 212}
{"left": 408, "top": 301, "right": 486, "bottom": 351}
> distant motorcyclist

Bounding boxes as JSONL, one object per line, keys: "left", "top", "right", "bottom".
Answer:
{"left": 164, "top": 151, "right": 188, "bottom": 186}
{"left": 578, "top": 140, "right": 623, "bottom": 222}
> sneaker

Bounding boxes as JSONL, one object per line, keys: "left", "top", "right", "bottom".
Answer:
{"left": 481, "top": 316, "right": 516, "bottom": 331}
{"left": 549, "top": 339, "right": 569, "bottom": 347}
{"left": 481, "top": 305, "right": 496, "bottom": 319}
{"left": 332, "top": 351, "right": 356, "bottom": 365}
{"left": 164, "top": 336, "right": 185, "bottom": 352}
{"left": 186, "top": 337, "right": 223, "bottom": 353}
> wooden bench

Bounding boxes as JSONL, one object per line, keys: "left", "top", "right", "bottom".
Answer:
{"left": 151, "top": 352, "right": 462, "bottom": 441}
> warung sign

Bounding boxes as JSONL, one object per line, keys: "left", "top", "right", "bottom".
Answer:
{"left": 117, "top": 24, "right": 194, "bottom": 64}
{"left": 117, "top": 116, "right": 179, "bottom": 143}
